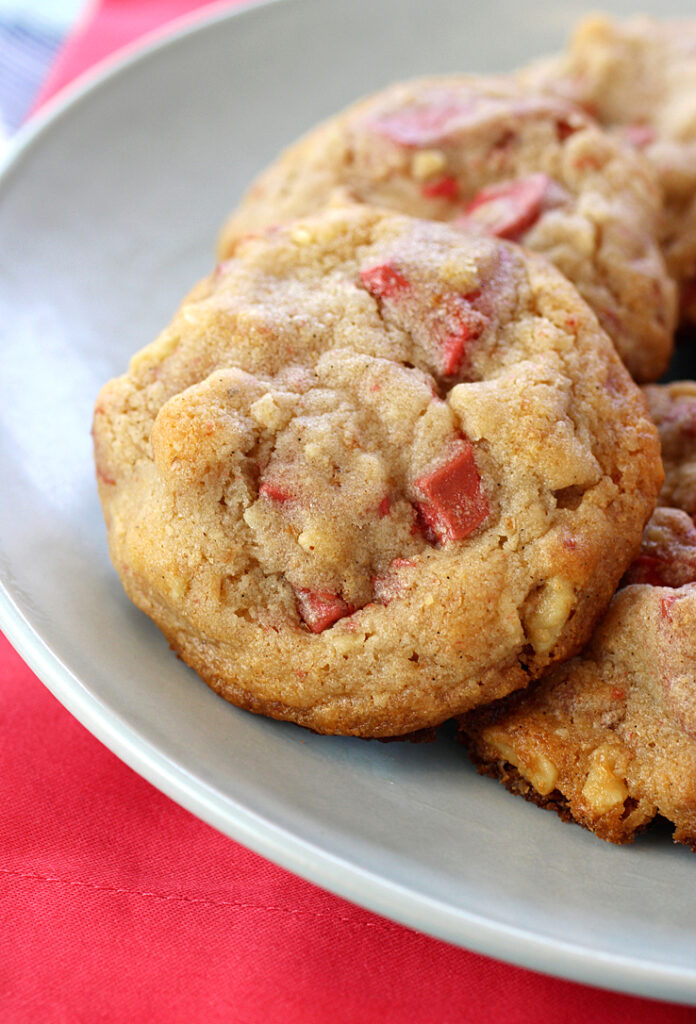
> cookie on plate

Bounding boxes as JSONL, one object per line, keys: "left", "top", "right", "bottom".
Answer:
{"left": 521, "top": 15, "right": 696, "bottom": 323}
{"left": 461, "top": 382, "right": 696, "bottom": 845}
{"left": 219, "top": 75, "right": 676, "bottom": 381}
{"left": 461, "top": 573, "right": 696, "bottom": 848}
{"left": 644, "top": 381, "right": 696, "bottom": 517}
{"left": 93, "top": 206, "right": 662, "bottom": 737}
{"left": 622, "top": 506, "right": 696, "bottom": 589}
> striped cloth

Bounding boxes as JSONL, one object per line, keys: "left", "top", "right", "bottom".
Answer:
{"left": 0, "top": 12, "right": 69, "bottom": 142}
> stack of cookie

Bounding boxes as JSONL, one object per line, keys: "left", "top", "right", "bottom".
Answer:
{"left": 93, "top": 15, "right": 696, "bottom": 847}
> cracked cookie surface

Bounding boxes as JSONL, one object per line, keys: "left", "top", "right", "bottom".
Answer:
{"left": 94, "top": 206, "right": 662, "bottom": 736}
{"left": 219, "top": 75, "right": 675, "bottom": 381}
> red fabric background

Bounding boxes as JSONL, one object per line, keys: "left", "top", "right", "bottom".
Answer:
{"left": 3, "top": 2, "right": 695, "bottom": 1020}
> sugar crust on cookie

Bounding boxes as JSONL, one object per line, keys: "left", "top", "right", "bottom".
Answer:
{"left": 462, "top": 383, "right": 696, "bottom": 846}
{"left": 219, "top": 74, "right": 675, "bottom": 381}
{"left": 94, "top": 206, "right": 662, "bottom": 737}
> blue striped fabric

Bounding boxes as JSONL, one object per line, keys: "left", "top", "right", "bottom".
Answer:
{"left": 0, "top": 17, "right": 63, "bottom": 132}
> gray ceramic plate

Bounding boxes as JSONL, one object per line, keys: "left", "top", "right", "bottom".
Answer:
{"left": 2, "top": 0, "right": 695, "bottom": 1004}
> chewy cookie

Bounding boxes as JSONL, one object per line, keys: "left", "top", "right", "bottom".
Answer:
{"left": 93, "top": 206, "right": 662, "bottom": 737}
{"left": 521, "top": 15, "right": 696, "bottom": 322}
{"left": 461, "top": 577, "right": 696, "bottom": 848}
{"left": 644, "top": 381, "right": 696, "bottom": 517}
{"left": 461, "top": 382, "right": 696, "bottom": 845}
{"left": 219, "top": 75, "right": 676, "bottom": 381}
{"left": 622, "top": 507, "right": 696, "bottom": 589}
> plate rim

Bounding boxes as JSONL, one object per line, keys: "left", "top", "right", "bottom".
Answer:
{"left": 6, "top": 583, "right": 695, "bottom": 1004}
{"left": 1, "top": 0, "right": 695, "bottom": 1003}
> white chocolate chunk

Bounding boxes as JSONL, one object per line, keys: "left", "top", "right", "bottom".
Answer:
{"left": 250, "top": 393, "right": 289, "bottom": 431}
{"left": 581, "top": 744, "right": 629, "bottom": 814}
{"left": 524, "top": 577, "right": 575, "bottom": 654}
{"left": 482, "top": 727, "right": 559, "bottom": 796}
{"left": 411, "top": 148, "right": 447, "bottom": 180}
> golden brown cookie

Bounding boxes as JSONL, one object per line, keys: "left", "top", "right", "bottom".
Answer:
{"left": 622, "top": 507, "right": 696, "bottom": 589}
{"left": 220, "top": 75, "right": 675, "bottom": 381}
{"left": 461, "top": 578, "right": 696, "bottom": 847}
{"left": 644, "top": 381, "right": 696, "bottom": 517}
{"left": 521, "top": 15, "right": 696, "bottom": 323}
{"left": 94, "top": 206, "right": 662, "bottom": 737}
{"left": 461, "top": 381, "right": 696, "bottom": 846}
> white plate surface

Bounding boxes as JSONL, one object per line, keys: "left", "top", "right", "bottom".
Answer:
{"left": 2, "top": 0, "right": 696, "bottom": 1004}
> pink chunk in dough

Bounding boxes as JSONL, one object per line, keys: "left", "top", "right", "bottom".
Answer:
{"left": 360, "top": 263, "right": 486, "bottom": 377}
{"left": 359, "top": 263, "right": 410, "bottom": 299}
{"left": 295, "top": 588, "right": 353, "bottom": 633}
{"left": 437, "top": 296, "right": 484, "bottom": 376}
{"left": 457, "top": 173, "right": 558, "bottom": 242}
{"left": 371, "top": 95, "right": 477, "bottom": 147}
{"left": 414, "top": 444, "right": 489, "bottom": 544}
{"left": 421, "top": 175, "right": 460, "bottom": 200}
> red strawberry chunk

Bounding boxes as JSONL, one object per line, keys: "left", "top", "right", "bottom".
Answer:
{"left": 457, "top": 173, "right": 555, "bottom": 242}
{"left": 414, "top": 444, "right": 488, "bottom": 544}
{"left": 372, "top": 96, "right": 476, "bottom": 147}
{"left": 441, "top": 331, "right": 470, "bottom": 376}
{"left": 259, "top": 480, "right": 294, "bottom": 503}
{"left": 441, "top": 320, "right": 474, "bottom": 375}
{"left": 295, "top": 589, "right": 353, "bottom": 633}
{"left": 360, "top": 263, "right": 485, "bottom": 378}
{"left": 360, "top": 263, "right": 410, "bottom": 299}
{"left": 434, "top": 295, "right": 485, "bottom": 376}
{"left": 421, "top": 175, "right": 459, "bottom": 200}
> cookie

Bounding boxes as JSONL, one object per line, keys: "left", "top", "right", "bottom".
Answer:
{"left": 461, "top": 574, "right": 696, "bottom": 847}
{"left": 461, "top": 381, "right": 696, "bottom": 845}
{"left": 521, "top": 15, "right": 696, "bottom": 322}
{"left": 622, "top": 506, "right": 696, "bottom": 589}
{"left": 644, "top": 381, "right": 696, "bottom": 517}
{"left": 93, "top": 205, "right": 662, "bottom": 737}
{"left": 219, "top": 75, "right": 676, "bottom": 381}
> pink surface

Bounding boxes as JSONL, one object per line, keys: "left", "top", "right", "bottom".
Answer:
{"left": 4, "top": 1, "right": 694, "bottom": 1019}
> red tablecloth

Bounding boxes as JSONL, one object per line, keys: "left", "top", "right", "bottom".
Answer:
{"left": 4, "top": 2, "right": 695, "bottom": 1020}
